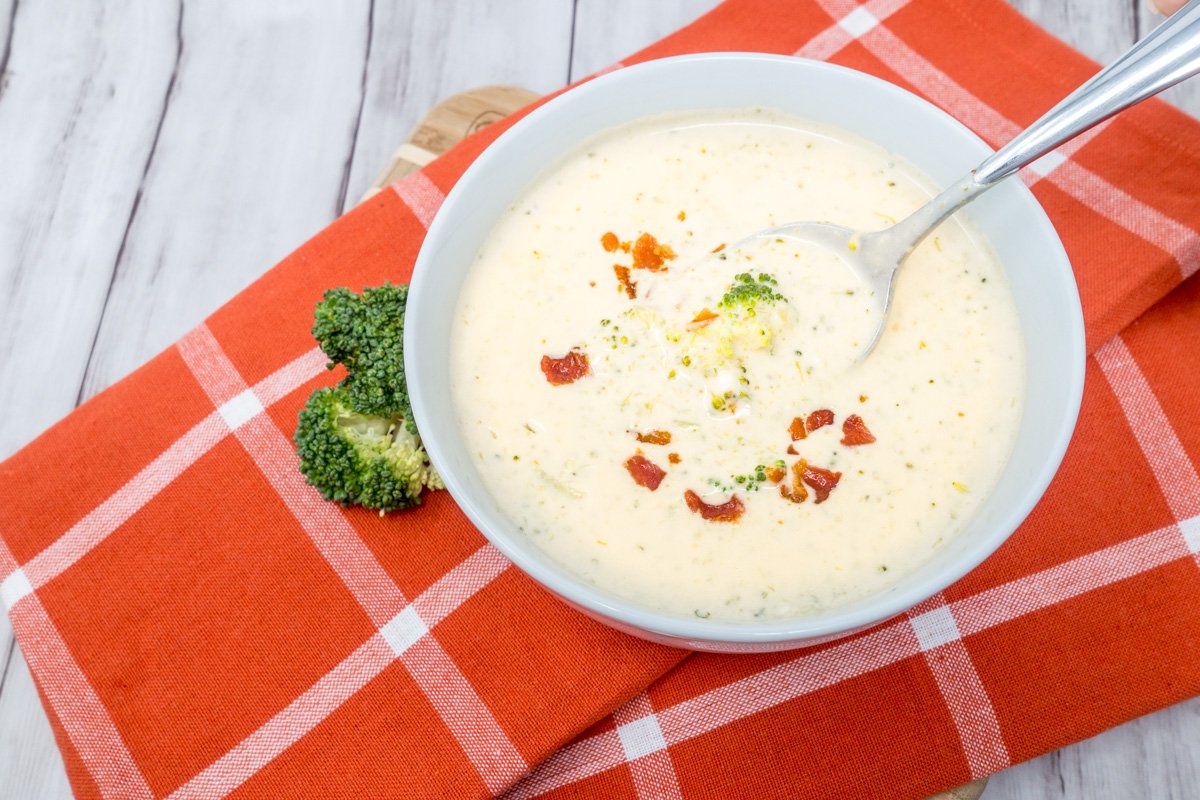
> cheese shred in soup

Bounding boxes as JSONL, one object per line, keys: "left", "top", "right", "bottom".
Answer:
{"left": 450, "top": 109, "right": 1025, "bottom": 622}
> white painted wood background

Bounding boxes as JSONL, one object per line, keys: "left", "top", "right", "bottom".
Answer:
{"left": 0, "top": 1, "right": 1196, "bottom": 797}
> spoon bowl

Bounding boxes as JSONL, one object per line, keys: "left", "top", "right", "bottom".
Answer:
{"left": 734, "top": 220, "right": 894, "bottom": 358}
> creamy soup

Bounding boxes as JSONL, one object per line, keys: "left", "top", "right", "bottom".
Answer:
{"left": 450, "top": 109, "right": 1024, "bottom": 621}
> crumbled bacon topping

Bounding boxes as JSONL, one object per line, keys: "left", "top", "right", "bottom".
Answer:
{"left": 780, "top": 482, "right": 808, "bottom": 504}
{"left": 806, "top": 409, "right": 835, "bottom": 433}
{"left": 764, "top": 466, "right": 787, "bottom": 484}
{"left": 614, "top": 264, "right": 637, "bottom": 299}
{"left": 688, "top": 308, "right": 719, "bottom": 331}
{"left": 788, "top": 417, "right": 807, "bottom": 441}
{"left": 540, "top": 349, "right": 589, "bottom": 385}
{"left": 600, "top": 231, "right": 620, "bottom": 253}
{"left": 634, "top": 430, "right": 672, "bottom": 445}
{"left": 668, "top": 453, "right": 681, "bottom": 464}
{"left": 684, "top": 489, "right": 745, "bottom": 522}
{"left": 841, "top": 414, "right": 876, "bottom": 446}
{"left": 632, "top": 233, "right": 676, "bottom": 271}
{"left": 802, "top": 462, "right": 842, "bottom": 504}
{"left": 625, "top": 455, "right": 666, "bottom": 491}
{"left": 779, "top": 460, "right": 809, "bottom": 504}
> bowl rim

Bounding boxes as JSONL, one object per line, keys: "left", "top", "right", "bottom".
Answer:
{"left": 407, "top": 52, "right": 1086, "bottom": 645}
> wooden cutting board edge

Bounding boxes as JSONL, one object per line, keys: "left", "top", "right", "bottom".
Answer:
{"left": 361, "top": 85, "right": 540, "bottom": 200}
{"left": 368, "top": 85, "right": 988, "bottom": 800}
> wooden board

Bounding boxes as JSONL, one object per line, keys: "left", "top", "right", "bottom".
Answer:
{"left": 361, "top": 85, "right": 539, "bottom": 198}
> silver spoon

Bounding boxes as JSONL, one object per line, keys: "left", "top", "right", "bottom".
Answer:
{"left": 745, "top": 0, "right": 1200, "bottom": 358}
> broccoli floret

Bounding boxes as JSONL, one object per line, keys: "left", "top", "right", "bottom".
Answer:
{"left": 297, "top": 282, "right": 443, "bottom": 514}
{"left": 680, "top": 272, "right": 791, "bottom": 363}
{"left": 312, "top": 283, "right": 413, "bottom": 428}
{"left": 718, "top": 272, "right": 787, "bottom": 318}
{"left": 294, "top": 386, "right": 442, "bottom": 513}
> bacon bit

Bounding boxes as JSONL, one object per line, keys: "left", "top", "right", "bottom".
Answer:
{"left": 802, "top": 462, "right": 842, "bottom": 504}
{"left": 619, "top": 240, "right": 631, "bottom": 253}
{"left": 540, "top": 349, "right": 590, "bottom": 385}
{"left": 711, "top": 243, "right": 726, "bottom": 253}
{"left": 614, "top": 264, "right": 637, "bottom": 299}
{"left": 632, "top": 233, "right": 676, "bottom": 271}
{"left": 589, "top": 280, "right": 596, "bottom": 287}
{"left": 780, "top": 482, "right": 808, "bottom": 504}
{"left": 841, "top": 414, "right": 876, "bottom": 446}
{"left": 600, "top": 231, "right": 620, "bottom": 252}
{"left": 634, "top": 430, "right": 672, "bottom": 445}
{"left": 677, "top": 210, "right": 687, "bottom": 221}
{"left": 764, "top": 466, "right": 786, "bottom": 484}
{"left": 668, "top": 453, "right": 681, "bottom": 464}
{"left": 786, "top": 444, "right": 798, "bottom": 456}
{"left": 859, "top": 394, "right": 868, "bottom": 403}
{"left": 788, "top": 417, "right": 807, "bottom": 441}
{"left": 688, "top": 308, "right": 719, "bottom": 331}
{"left": 625, "top": 455, "right": 666, "bottom": 491}
{"left": 806, "top": 409, "right": 835, "bottom": 433}
{"left": 779, "top": 460, "right": 809, "bottom": 503}
{"left": 684, "top": 489, "right": 745, "bottom": 522}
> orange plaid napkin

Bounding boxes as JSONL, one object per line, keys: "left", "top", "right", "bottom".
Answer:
{"left": 3, "top": 1, "right": 1199, "bottom": 798}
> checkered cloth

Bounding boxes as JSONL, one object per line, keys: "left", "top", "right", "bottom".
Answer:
{"left": 3, "top": 0, "right": 1199, "bottom": 797}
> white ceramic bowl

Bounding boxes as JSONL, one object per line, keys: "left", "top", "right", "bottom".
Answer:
{"left": 406, "top": 53, "right": 1085, "bottom": 653}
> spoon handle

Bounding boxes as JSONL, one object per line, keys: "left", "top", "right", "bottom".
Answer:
{"left": 974, "top": 0, "right": 1200, "bottom": 186}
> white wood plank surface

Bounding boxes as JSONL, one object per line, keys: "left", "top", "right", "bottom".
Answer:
{"left": 78, "top": 1, "right": 371, "bottom": 400}
{"left": 343, "top": 0, "right": 574, "bottom": 210}
{"left": 0, "top": 650, "right": 73, "bottom": 799}
{"left": 988, "top": 700, "right": 1200, "bottom": 800}
{"left": 570, "top": 0, "right": 724, "bottom": 78}
{"left": 1, "top": 2, "right": 1197, "bottom": 798}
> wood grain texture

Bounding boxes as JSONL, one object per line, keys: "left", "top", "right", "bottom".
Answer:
{"left": 570, "top": 0, "right": 723, "bottom": 79}
{"left": 76, "top": 0, "right": 372, "bottom": 403}
{"left": 1, "top": 2, "right": 1198, "bottom": 799}
{"left": 362, "top": 85, "right": 542, "bottom": 197}
{"left": 0, "top": 0, "right": 14, "bottom": 94}
{"left": 0, "top": 645, "right": 72, "bottom": 799}
{"left": 0, "top": 0, "right": 178, "bottom": 459}
{"left": 987, "top": 699, "right": 1200, "bottom": 800}
{"left": 341, "top": 0, "right": 574, "bottom": 209}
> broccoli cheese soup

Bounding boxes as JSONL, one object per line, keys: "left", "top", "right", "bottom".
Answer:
{"left": 449, "top": 109, "right": 1024, "bottom": 621}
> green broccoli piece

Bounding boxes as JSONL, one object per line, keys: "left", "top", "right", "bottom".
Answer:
{"left": 312, "top": 283, "right": 413, "bottom": 428}
{"left": 294, "top": 386, "right": 442, "bottom": 513}
{"left": 297, "top": 282, "right": 442, "bottom": 513}
{"left": 718, "top": 272, "right": 787, "bottom": 318}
